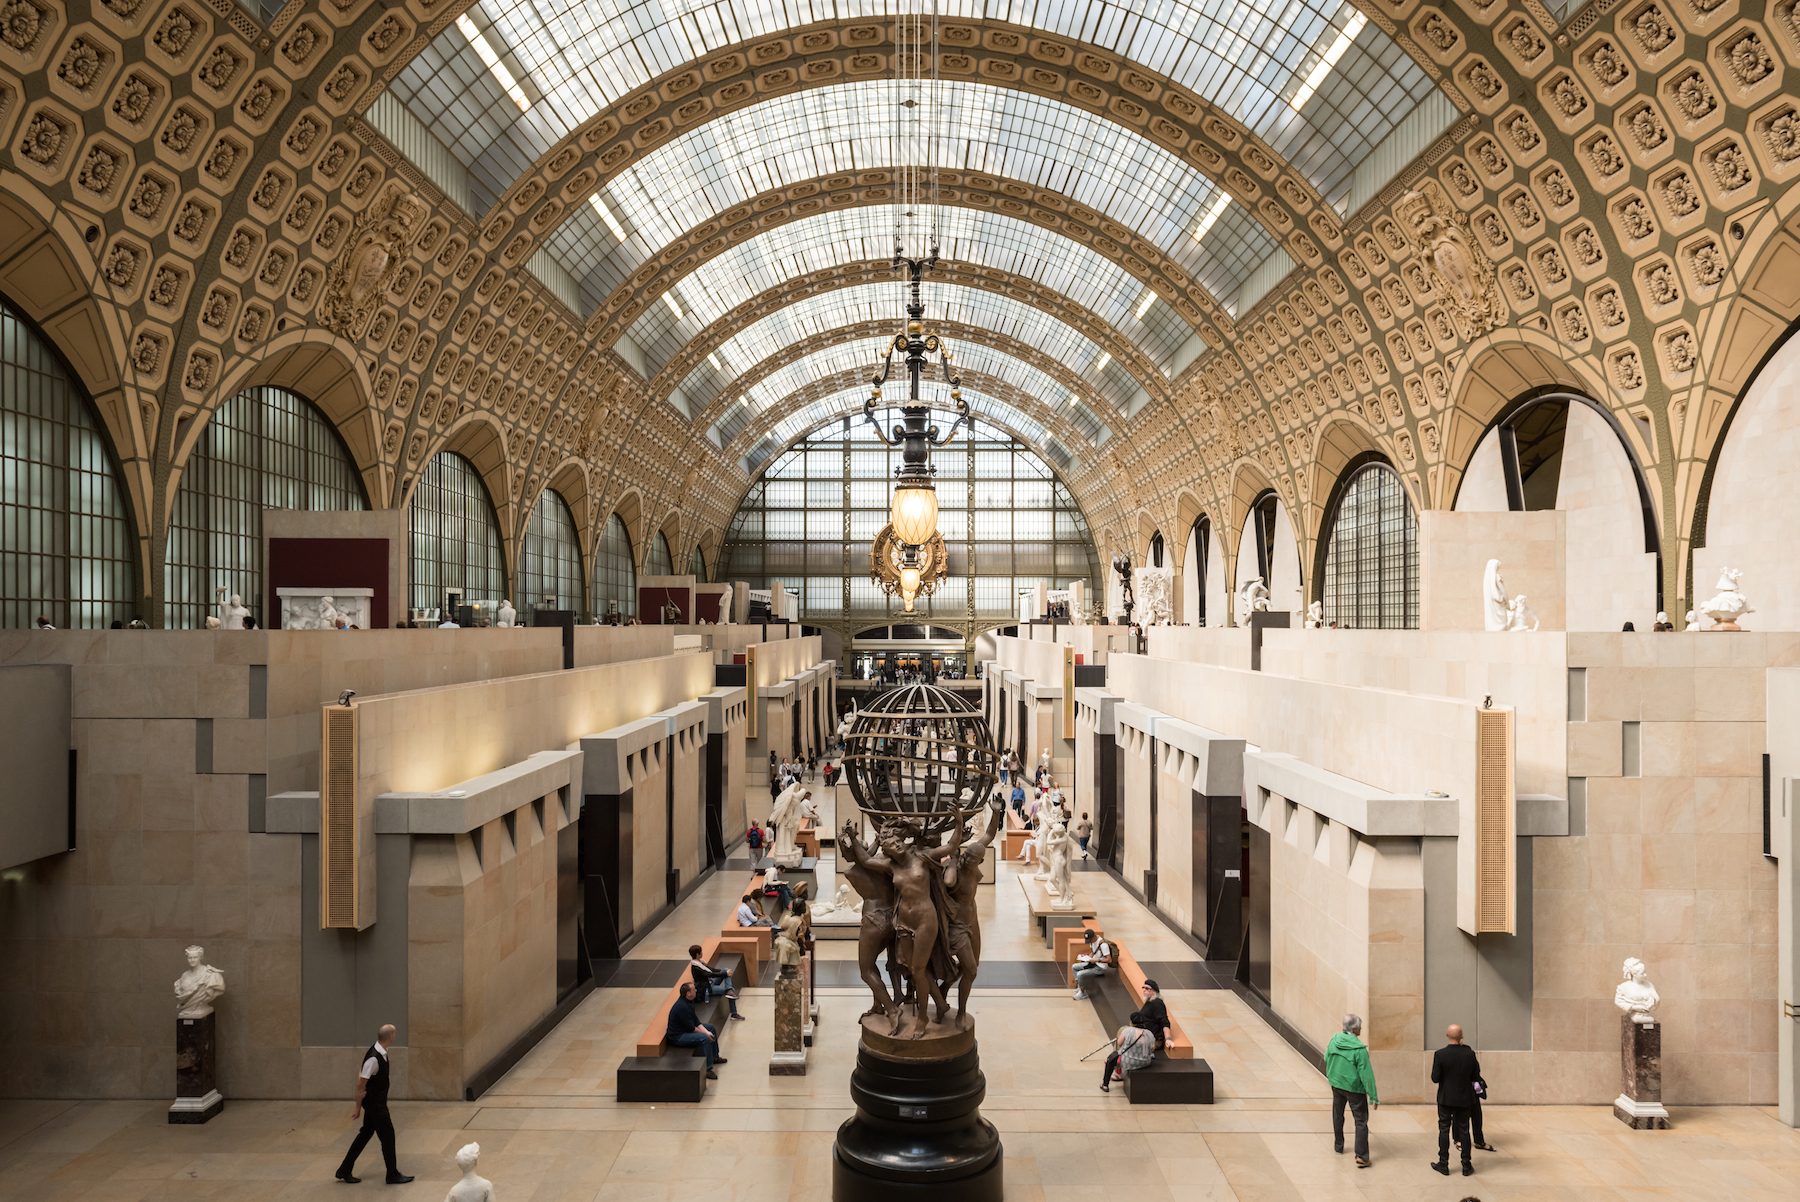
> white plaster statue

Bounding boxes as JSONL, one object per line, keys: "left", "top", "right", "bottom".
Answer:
{"left": 1697, "top": 567, "right": 1753, "bottom": 630}
{"left": 497, "top": 599, "right": 516, "bottom": 628}
{"left": 1134, "top": 567, "right": 1175, "bottom": 625}
{"left": 318, "top": 595, "right": 343, "bottom": 631}
{"left": 1236, "top": 577, "right": 1271, "bottom": 626}
{"left": 1042, "top": 821, "right": 1077, "bottom": 909}
{"left": 1613, "top": 957, "right": 1660, "bottom": 1024}
{"left": 173, "top": 945, "right": 226, "bottom": 1019}
{"left": 204, "top": 616, "right": 221, "bottom": 629}
{"left": 1038, "top": 747, "right": 1052, "bottom": 778}
{"left": 1032, "top": 801, "right": 1055, "bottom": 881}
{"left": 1305, "top": 600, "right": 1323, "bottom": 629}
{"left": 443, "top": 1143, "right": 494, "bottom": 1202}
{"left": 214, "top": 587, "right": 249, "bottom": 631}
{"left": 769, "top": 785, "right": 807, "bottom": 867}
{"left": 1482, "top": 559, "right": 1509, "bottom": 632}
{"left": 1505, "top": 594, "right": 1540, "bottom": 632}
{"left": 812, "top": 883, "right": 862, "bottom": 919}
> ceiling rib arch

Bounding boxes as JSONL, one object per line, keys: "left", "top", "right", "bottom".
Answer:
{"left": 624, "top": 205, "right": 1199, "bottom": 380}
{"left": 544, "top": 78, "right": 1282, "bottom": 319}
{"left": 392, "top": 9, "right": 1438, "bottom": 221}
{"left": 696, "top": 320, "right": 1137, "bottom": 452}
{"left": 671, "top": 280, "right": 1155, "bottom": 427}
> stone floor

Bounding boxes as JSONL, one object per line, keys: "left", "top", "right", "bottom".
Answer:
{"left": 4, "top": 840, "right": 1798, "bottom": 1201}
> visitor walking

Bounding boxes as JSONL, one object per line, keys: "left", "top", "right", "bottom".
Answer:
{"left": 335, "top": 1023, "right": 413, "bottom": 1184}
{"left": 1430, "top": 1024, "right": 1481, "bottom": 1178}
{"left": 1075, "top": 812, "right": 1093, "bottom": 858}
{"left": 1324, "top": 1014, "right": 1379, "bottom": 1168}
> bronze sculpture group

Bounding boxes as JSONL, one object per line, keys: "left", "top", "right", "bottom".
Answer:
{"left": 839, "top": 800, "right": 1004, "bottom": 1035}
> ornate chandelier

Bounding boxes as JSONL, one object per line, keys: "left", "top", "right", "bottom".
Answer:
{"left": 862, "top": 5, "right": 969, "bottom": 614}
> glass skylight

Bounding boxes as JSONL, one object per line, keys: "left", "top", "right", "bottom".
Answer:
{"left": 388, "top": 0, "right": 1438, "bottom": 216}
{"left": 623, "top": 205, "right": 1199, "bottom": 380}
{"left": 751, "top": 385, "right": 1056, "bottom": 466}
{"left": 670, "top": 281, "right": 1144, "bottom": 421}
{"left": 539, "top": 80, "right": 1276, "bottom": 317}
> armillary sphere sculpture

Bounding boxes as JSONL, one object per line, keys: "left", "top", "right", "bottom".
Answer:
{"left": 832, "top": 682, "right": 1005, "bottom": 1202}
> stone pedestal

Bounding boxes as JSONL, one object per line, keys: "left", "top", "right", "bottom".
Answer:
{"left": 770, "top": 972, "right": 808, "bottom": 1076}
{"left": 1614, "top": 1015, "right": 1669, "bottom": 1129}
{"left": 170, "top": 1014, "right": 223, "bottom": 1124}
{"left": 802, "top": 941, "right": 817, "bottom": 1047}
{"left": 833, "top": 1017, "right": 1002, "bottom": 1202}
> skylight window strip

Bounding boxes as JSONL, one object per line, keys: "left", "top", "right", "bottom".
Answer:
{"left": 589, "top": 193, "right": 627, "bottom": 240}
{"left": 456, "top": 15, "right": 531, "bottom": 112}
{"left": 1291, "top": 10, "right": 1369, "bottom": 111}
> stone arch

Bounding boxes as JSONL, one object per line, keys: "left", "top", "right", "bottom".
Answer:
{"left": 1304, "top": 415, "right": 1399, "bottom": 551}
{"left": 1440, "top": 332, "right": 1605, "bottom": 511}
{"left": 604, "top": 488, "right": 647, "bottom": 569}
{"left": 404, "top": 413, "right": 516, "bottom": 591}
{"left": 535, "top": 458, "right": 596, "bottom": 561}
{"left": 190, "top": 332, "right": 385, "bottom": 517}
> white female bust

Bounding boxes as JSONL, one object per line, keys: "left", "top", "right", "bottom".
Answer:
{"left": 1613, "top": 957, "right": 1659, "bottom": 1024}
{"left": 173, "top": 945, "right": 226, "bottom": 1019}
{"left": 444, "top": 1142, "right": 494, "bottom": 1202}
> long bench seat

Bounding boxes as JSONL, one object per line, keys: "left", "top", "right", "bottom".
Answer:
{"left": 632, "top": 940, "right": 747, "bottom": 1058}
{"left": 1080, "top": 941, "right": 1210, "bottom": 1104}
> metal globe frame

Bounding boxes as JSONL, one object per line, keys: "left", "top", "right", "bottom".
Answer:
{"left": 839, "top": 684, "right": 999, "bottom": 839}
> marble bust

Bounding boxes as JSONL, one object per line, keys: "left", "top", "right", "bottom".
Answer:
{"left": 497, "top": 599, "right": 516, "bottom": 628}
{"left": 174, "top": 946, "right": 226, "bottom": 1019}
{"left": 1613, "top": 957, "right": 1659, "bottom": 1024}
{"left": 444, "top": 1142, "right": 494, "bottom": 1202}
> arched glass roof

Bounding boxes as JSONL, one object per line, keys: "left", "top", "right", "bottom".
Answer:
{"left": 540, "top": 79, "right": 1278, "bottom": 315}
{"left": 740, "top": 383, "right": 1078, "bottom": 475}
{"left": 631, "top": 206, "right": 1197, "bottom": 377}
{"left": 707, "top": 340, "right": 1111, "bottom": 448}
{"left": 671, "top": 281, "right": 1143, "bottom": 420}
{"left": 389, "top": 0, "right": 1438, "bottom": 215}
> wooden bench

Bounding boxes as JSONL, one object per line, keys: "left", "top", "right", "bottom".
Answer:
{"left": 1001, "top": 806, "right": 1033, "bottom": 862}
{"left": 798, "top": 817, "right": 820, "bottom": 859}
{"left": 632, "top": 941, "right": 747, "bottom": 1058}
{"left": 617, "top": 1054, "right": 710, "bottom": 1103}
{"left": 1082, "top": 955, "right": 1209, "bottom": 1104}
{"left": 1123, "top": 1057, "right": 1214, "bottom": 1104}
{"left": 1057, "top": 919, "right": 1105, "bottom": 987}
{"left": 722, "top": 872, "right": 779, "bottom": 958}
{"left": 1113, "top": 944, "right": 1194, "bottom": 1060}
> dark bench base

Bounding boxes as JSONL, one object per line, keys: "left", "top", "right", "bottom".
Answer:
{"left": 617, "top": 1055, "right": 709, "bottom": 1102}
{"left": 1124, "top": 1057, "right": 1213, "bottom": 1104}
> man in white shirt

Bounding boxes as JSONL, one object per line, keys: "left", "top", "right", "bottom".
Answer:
{"left": 735, "top": 894, "right": 774, "bottom": 930}
{"left": 336, "top": 1023, "right": 412, "bottom": 1184}
{"left": 1072, "top": 929, "right": 1113, "bottom": 1001}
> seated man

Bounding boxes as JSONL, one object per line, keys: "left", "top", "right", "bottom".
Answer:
{"left": 1071, "top": 929, "right": 1113, "bottom": 1000}
{"left": 688, "top": 944, "right": 743, "bottom": 1021}
{"left": 1100, "top": 1024, "right": 1156, "bottom": 1093}
{"left": 666, "top": 982, "right": 727, "bottom": 1079}
{"left": 1129, "top": 979, "right": 1170, "bottom": 1049}
{"left": 761, "top": 866, "right": 795, "bottom": 915}
{"left": 735, "top": 893, "right": 775, "bottom": 930}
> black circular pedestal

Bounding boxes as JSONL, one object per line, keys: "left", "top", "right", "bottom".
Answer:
{"left": 831, "top": 1037, "right": 1003, "bottom": 1202}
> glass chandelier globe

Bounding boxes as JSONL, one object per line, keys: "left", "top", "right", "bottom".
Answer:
{"left": 890, "top": 478, "right": 939, "bottom": 545}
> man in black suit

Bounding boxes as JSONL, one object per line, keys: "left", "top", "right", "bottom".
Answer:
{"left": 1430, "top": 1023, "right": 1480, "bottom": 1177}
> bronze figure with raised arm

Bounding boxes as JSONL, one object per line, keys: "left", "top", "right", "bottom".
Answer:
{"left": 924, "top": 795, "right": 1004, "bottom": 1025}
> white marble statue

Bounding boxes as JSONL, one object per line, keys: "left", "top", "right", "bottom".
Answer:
{"left": 1505, "top": 594, "right": 1540, "bottom": 632}
{"left": 1482, "top": 559, "right": 1509, "bottom": 632}
{"left": 1305, "top": 600, "right": 1323, "bottom": 629}
{"left": 1041, "top": 820, "right": 1077, "bottom": 909}
{"left": 497, "top": 599, "right": 516, "bottom": 628}
{"left": 769, "top": 784, "right": 807, "bottom": 867}
{"left": 1032, "top": 801, "right": 1054, "bottom": 881}
{"left": 444, "top": 1143, "right": 494, "bottom": 1202}
{"left": 1613, "top": 957, "right": 1660, "bottom": 1024}
{"left": 214, "top": 587, "right": 249, "bottom": 631}
{"left": 1697, "top": 567, "right": 1753, "bottom": 630}
{"left": 1134, "top": 566, "right": 1175, "bottom": 625}
{"left": 173, "top": 945, "right": 226, "bottom": 1019}
{"left": 812, "top": 883, "right": 863, "bottom": 920}
{"left": 1236, "top": 576, "right": 1271, "bottom": 626}
{"left": 319, "top": 595, "right": 344, "bottom": 630}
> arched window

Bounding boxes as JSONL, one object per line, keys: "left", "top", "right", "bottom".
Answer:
{"left": 1149, "top": 531, "right": 1164, "bottom": 567}
{"left": 1322, "top": 461, "right": 1417, "bottom": 629}
{"left": 518, "top": 488, "right": 583, "bottom": 615}
{"left": 646, "top": 530, "right": 673, "bottom": 577}
{"left": 593, "top": 512, "right": 636, "bottom": 618}
{"left": 0, "top": 296, "right": 136, "bottom": 627}
{"left": 1185, "top": 515, "right": 1211, "bottom": 626}
{"left": 165, "top": 386, "right": 369, "bottom": 628}
{"left": 691, "top": 546, "right": 707, "bottom": 581}
{"left": 409, "top": 452, "right": 506, "bottom": 613}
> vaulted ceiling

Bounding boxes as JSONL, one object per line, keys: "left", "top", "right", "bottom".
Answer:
{"left": 2, "top": 0, "right": 1797, "bottom": 621}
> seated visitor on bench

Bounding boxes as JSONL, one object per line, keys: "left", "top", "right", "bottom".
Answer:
{"left": 666, "top": 982, "right": 728, "bottom": 1079}
{"left": 688, "top": 944, "right": 743, "bottom": 1021}
{"left": 1100, "top": 1023, "right": 1156, "bottom": 1092}
{"left": 1130, "top": 979, "right": 1170, "bottom": 1048}
{"left": 762, "top": 865, "right": 795, "bottom": 914}
{"left": 736, "top": 894, "right": 775, "bottom": 930}
{"left": 1071, "top": 929, "right": 1113, "bottom": 1000}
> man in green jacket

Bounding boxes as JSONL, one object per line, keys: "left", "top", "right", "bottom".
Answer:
{"left": 1324, "top": 1014, "right": 1380, "bottom": 1167}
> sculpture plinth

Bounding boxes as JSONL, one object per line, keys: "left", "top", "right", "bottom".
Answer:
{"left": 170, "top": 1013, "right": 222, "bottom": 1123}
{"left": 833, "top": 1019, "right": 1002, "bottom": 1202}
{"left": 1614, "top": 1016, "right": 1669, "bottom": 1129}
{"left": 770, "top": 973, "right": 808, "bottom": 1076}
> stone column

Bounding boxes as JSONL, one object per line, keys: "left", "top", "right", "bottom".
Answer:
{"left": 1614, "top": 1015, "right": 1669, "bottom": 1129}
{"left": 770, "top": 969, "right": 808, "bottom": 1076}
{"left": 169, "top": 1014, "right": 223, "bottom": 1123}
